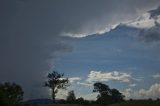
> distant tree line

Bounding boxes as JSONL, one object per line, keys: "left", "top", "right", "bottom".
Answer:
{"left": 66, "top": 90, "right": 95, "bottom": 105}
{"left": 45, "top": 71, "right": 125, "bottom": 105}
{"left": 65, "top": 82, "right": 125, "bottom": 105}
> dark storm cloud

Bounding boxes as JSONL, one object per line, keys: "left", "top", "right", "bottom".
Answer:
{"left": 138, "top": 7, "right": 160, "bottom": 43}
{"left": 59, "top": 0, "right": 160, "bottom": 37}
{"left": 149, "top": 6, "right": 160, "bottom": 18}
{"left": 0, "top": 0, "right": 72, "bottom": 99}
{"left": 138, "top": 25, "right": 160, "bottom": 42}
{"left": 0, "top": 0, "right": 160, "bottom": 99}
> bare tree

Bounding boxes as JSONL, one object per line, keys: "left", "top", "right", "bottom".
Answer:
{"left": 45, "top": 71, "right": 69, "bottom": 102}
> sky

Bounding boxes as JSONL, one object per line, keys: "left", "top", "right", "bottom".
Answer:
{"left": 0, "top": 0, "right": 160, "bottom": 100}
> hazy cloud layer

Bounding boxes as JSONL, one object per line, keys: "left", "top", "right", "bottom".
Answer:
{"left": 153, "top": 74, "right": 160, "bottom": 79}
{"left": 0, "top": 0, "right": 72, "bottom": 99}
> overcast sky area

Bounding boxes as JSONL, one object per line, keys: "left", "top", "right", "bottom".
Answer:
{"left": 0, "top": 0, "right": 160, "bottom": 100}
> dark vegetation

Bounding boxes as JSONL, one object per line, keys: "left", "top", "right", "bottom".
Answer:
{"left": 0, "top": 71, "right": 160, "bottom": 106}
{"left": 0, "top": 82, "right": 23, "bottom": 106}
{"left": 93, "top": 82, "right": 125, "bottom": 105}
{"left": 110, "top": 99, "right": 160, "bottom": 106}
{"left": 66, "top": 90, "right": 76, "bottom": 103}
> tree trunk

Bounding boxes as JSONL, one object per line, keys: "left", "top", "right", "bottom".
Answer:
{"left": 52, "top": 90, "right": 56, "bottom": 103}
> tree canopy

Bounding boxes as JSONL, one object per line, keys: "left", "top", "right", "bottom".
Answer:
{"left": 0, "top": 82, "right": 23, "bottom": 106}
{"left": 93, "top": 82, "right": 125, "bottom": 105}
{"left": 0, "top": 89, "right": 10, "bottom": 106}
{"left": 66, "top": 90, "right": 76, "bottom": 103}
{"left": 76, "top": 97, "right": 85, "bottom": 104}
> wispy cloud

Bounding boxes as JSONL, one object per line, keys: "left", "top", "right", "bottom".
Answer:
{"left": 69, "top": 77, "right": 81, "bottom": 83}
{"left": 153, "top": 74, "right": 160, "bottom": 79}
{"left": 77, "top": 82, "right": 92, "bottom": 87}
{"left": 129, "top": 83, "right": 137, "bottom": 87}
{"left": 132, "top": 77, "right": 143, "bottom": 82}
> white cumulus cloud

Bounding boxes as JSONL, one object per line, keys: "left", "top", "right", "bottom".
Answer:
{"left": 122, "top": 88, "right": 133, "bottom": 99}
{"left": 138, "top": 83, "right": 160, "bottom": 99}
{"left": 86, "top": 70, "right": 132, "bottom": 83}
{"left": 122, "top": 83, "right": 160, "bottom": 99}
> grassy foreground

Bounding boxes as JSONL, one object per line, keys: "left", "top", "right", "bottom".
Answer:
{"left": 29, "top": 104, "right": 83, "bottom": 106}
{"left": 30, "top": 100, "right": 160, "bottom": 106}
{"left": 109, "top": 100, "right": 160, "bottom": 106}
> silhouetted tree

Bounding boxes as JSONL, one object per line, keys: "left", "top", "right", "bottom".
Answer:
{"left": 93, "top": 82, "right": 111, "bottom": 95}
{"left": 93, "top": 82, "right": 112, "bottom": 105}
{"left": 129, "top": 98, "right": 133, "bottom": 101}
{"left": 111, "top": 88, "right": 125, "bottom": 103}
{"left": 66, "top": 90, "right": 76, "bottom": 103}
{"left": 148, "top": 98, "right": 153, "bottom": 101}
{"left": 76, "top": 97, "right": 84, "bottom": 104}
{"left": 83, "top": 100, "right": 90, "bottom": 105}
{"left": 45, "top": 71, "right": 69, "bottom": 102}
{"left": 93, "top": 82, "right": 125, "bottom": 105}
{"left": 0, "top": 82, "right": 23, "bottom": 106}
{"left": 0, "top": 89, "right": 10, "bottom": 106}
{"left": 156, "top": 98, "right": 160, "bottom": 101}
